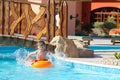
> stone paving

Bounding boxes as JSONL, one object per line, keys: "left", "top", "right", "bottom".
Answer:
{"left": 69, "top": 38, "right": 120, "bottom": 67}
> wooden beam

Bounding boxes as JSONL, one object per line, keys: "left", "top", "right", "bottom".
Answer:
{"left": 46, "top": 0, "right": 50, "bottom": 42}
{"left": 62, "top": 1, "right": 68, "bottom": 38}
{"left": 0, "top": 0, "right": 4, "bottom": 34}
{"left": 4, "top": 1, "right": 10, "bottom": 34}
{"left": 17, "top": 3, "right": 21, "bottom": 34}
{"left": 49, "top": 0, "right": 55, "bottom": 42}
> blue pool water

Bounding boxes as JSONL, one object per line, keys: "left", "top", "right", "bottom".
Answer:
{"left": 0, "top": 46, "right": 120, "bottom": 80}
{"left": 89, "top": 45, "right": 120, "bottom": 51}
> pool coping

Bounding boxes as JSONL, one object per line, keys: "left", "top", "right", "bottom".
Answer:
{"left": 64, "top": 58, "right": 120, "bottom": 69}
{"left": 94, "top": 50, "right": 120, "bottom": 52}
{"left": 55, "top": 57, "right": 120, "bottom": 74}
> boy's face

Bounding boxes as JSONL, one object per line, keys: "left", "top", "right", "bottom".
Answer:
{"left": 38, "top": 45, "right": 45, "bottom": 50}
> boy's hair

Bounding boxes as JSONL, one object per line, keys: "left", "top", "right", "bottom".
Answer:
{"left": 37, "top": 41, "right": 46, "bottom": 47}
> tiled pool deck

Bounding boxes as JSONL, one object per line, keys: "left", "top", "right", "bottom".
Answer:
{"left": 68, "top": 38, "right": 120, "bottom": 67}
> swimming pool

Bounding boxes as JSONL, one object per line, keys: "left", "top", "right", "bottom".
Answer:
{"left": 89, "top": 45, "right": 120, "bottom": 51}
{"left": 0, "top": 46, "right": 120, "bottom": 80}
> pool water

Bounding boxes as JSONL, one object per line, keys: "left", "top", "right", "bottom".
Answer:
{"left": 0, "top": 46, "right": 120, "bottom": 80}
{"left": 89, "top": 45, "right": 120, "bottom": 51}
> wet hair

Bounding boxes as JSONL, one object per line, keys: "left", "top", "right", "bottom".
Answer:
{"left": 37, "top": 41, "right": 46, "bottom": 47}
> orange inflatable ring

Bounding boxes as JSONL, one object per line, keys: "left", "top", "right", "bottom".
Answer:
{"left": 31, "top": 60, "right": 53, "bottom": 68}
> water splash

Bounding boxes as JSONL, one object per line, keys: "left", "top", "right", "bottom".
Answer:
{"left": 15, "top": 48, "right": 29, "bottom": 65}
{"left": 15, "top": 47, "right": 68, "bottom": 67}
{"left": 46, "top": 52, "right": 55, "bottom": 63}
{"left": 55, "top": 52, "right": 67, "bottom": 58}
{"left": 50, "top": 52, "right": 68, "bottom": 68}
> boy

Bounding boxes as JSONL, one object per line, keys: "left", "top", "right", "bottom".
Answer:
{"left": 25, "top": 41, "right": 49, "bottom": 63}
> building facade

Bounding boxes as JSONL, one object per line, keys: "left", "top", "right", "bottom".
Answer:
{"left": 69, "top": 0, "right": 120, "bottom": 35}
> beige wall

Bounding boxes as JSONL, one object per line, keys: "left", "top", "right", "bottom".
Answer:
{"left": 76, "top": 2, "right": 82, "bottom": 30}
{"left": 68, "top": 2, "right": 82, "bottom": 34}
{"left": 67, "top": 1, "right": 76, "bottom": 35}
{"left": 76, "top": 2, "right": 82, "bottom": 20}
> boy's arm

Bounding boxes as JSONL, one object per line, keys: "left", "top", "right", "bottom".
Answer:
{"left": 25, "top": 51, "right": 36, "bottom": 61}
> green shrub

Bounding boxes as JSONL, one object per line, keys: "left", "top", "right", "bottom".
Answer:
{"left": 107, "top": 15, "right": 116, "bottom": 24}
{"left": 103, "top": 22, "right": 116, "bottom": 30}
{"left": 93, "top": 27, "right": 105, "bottom": 36}
{"left": 75, "top": 19, "right": 81, "bottom": 27}
{"left": 75, "top": 29, "right": 88, "bottom": 36}
{"left": 93, "top": 19, "right": 116, "bottom": 36}
{"left": 114, "top": 52, "right": 120, "bottom": 59}
{"left": 93, "top": 21, "right": 104, "bottom": 28}
{"left": 82, "top": 23, "right": 94, "bottom": 34}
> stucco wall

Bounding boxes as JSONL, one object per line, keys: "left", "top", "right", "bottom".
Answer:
{"left": 43, "top": 0, "right": 76, "bottom": 35}
{"left": 67, "top": 1, "right": 76, "bottom": 35}
{"left": 82, "top": 2, "right": 91, "bottom": 23}
{"left": 76, "top": 2, "right": 82, "bottom": 30}
{"left": 91, "top": 2, "right": 120, "bottom": 10}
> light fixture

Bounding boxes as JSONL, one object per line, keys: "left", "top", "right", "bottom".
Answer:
{"left": 70, "top": 14, "right": 78, "bottom": 20}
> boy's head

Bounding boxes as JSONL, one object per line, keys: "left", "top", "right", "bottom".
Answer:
{"left": 37, "top": 41, "right": 46, "bottom": 50}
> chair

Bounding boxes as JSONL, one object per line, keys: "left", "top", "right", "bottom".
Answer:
{"left": 68, "top": 36, "right": 93, "bottom": 45}
{"left": 111, "top": 36, "right": 120, "bottom": 45}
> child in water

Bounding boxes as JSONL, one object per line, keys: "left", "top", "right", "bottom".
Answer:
{"left": 25, "top": 41, "right": 50, "bottom": 63}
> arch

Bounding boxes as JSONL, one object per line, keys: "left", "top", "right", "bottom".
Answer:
{"left": 91, "top": 2, "right": 120, "bottom": 11}
{"left": 91, "top": 7, "right": 120, "bottom": 24}
{"left": 91, "top": 7, "right": 120, "bottom": 13}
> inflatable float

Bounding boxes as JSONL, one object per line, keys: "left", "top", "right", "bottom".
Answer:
{"left": 31, "top": 59, "right": 53, "bottom": 68}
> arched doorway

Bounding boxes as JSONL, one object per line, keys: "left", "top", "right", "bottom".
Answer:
{"left": 91, "top": 7, "right": 120, "bottom": 28}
